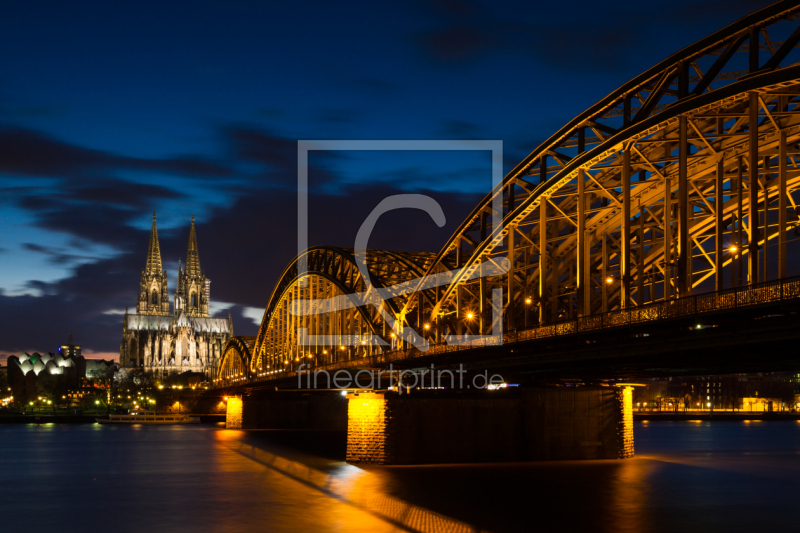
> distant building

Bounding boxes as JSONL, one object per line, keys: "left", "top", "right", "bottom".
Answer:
{"left": 59, "top": 334, "right": 81, "bottom": 358}
{"left": 0, "top": 366, "right": 10, "bottom": 406}
{"left": 5, "top": 336, "right": 115, "bottom": 403}
{"left": 632, "top": 373, "right": 797, "bottom": 411}
{"left": 119, "top": 214, "right": 232, "bottom": 378}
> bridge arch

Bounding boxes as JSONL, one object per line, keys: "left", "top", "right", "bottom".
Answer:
{"left": 243, "top": 246, "right": 436, "bottom": 377}
{"left": 399, "top": 0, "right": 800, "bottom": 341}
{"left": 218, "top": 336, "right": 254, "bottom": 383}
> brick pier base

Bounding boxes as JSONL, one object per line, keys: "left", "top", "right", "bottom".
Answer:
{"left": 346, "top": 387, "right": 635, "bottom": 465}
{"left": 225, "top": 396, "right": 243, "bottom": 429}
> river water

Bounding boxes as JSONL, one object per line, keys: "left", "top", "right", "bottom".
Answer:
{"left": 2, "top": 420, "right": 799, "bottom": 533}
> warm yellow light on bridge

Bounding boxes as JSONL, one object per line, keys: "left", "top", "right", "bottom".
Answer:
{"left": 729, "top": 245, "right": 738, "bottom": 252}
{"left": 390, "top": 332, "right": 396, "bottom": 338}
{"left": 423, "top": 323, "right": 430, "bottom": 330}
{"left": 605, "top": 276, "right": 614, "bottom": 284}
{"left": 340, "top": 346, "right": 345, "bottom": 350}
{"left": 323, "top": 349, "right": 328, "bottom": 354}
{"left": 525, "top": 297, "right": 532, "bottom": 304}
{"left": 466, "top": 312, "right": 474, "bottom": 320}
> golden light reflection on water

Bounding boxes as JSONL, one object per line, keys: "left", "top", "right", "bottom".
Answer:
{"left": 214, "top": 436, "right": 487, "bottom": 533}
{"left": 608, "top": 458, "right": 661, "bottom": 533}
{"left": 214, "top": 428, "right": 245, "bottom": 441}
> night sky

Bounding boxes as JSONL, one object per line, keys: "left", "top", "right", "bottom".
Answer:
{"left": 0, "top": 0, "right": 775, "bottom": 361}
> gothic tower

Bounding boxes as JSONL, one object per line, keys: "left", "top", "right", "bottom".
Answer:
{"left": 136, "top": 212, "right": 170, "bottom": 316}
{"left": 175, "top": 215, "right": 210, "bottom": 317}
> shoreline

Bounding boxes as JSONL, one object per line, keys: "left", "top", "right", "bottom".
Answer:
{"left": 0, "top": 414, "right": 226, "bottom": 424}
{"left": 634, "top": 412, "right": 800, "bottom": 421}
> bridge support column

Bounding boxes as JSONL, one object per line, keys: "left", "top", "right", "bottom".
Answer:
{"left": 346, "top": 387, "right": 634, "bottom": 465}
{"left": 225, "top": 396, "right": 243, "bottom": 429}
{"left": 616, "top": 386, "right": 634, "bottom": 459}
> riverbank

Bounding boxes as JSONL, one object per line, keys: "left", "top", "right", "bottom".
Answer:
{"left": 0, "top": 414, "right": 226, "bottom": 424}
{"left": 634, "top": 411, "right": 800, "bottom": 421}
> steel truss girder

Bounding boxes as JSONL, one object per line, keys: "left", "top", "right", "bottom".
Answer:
{"left": 248, "top": 246, "right": 436, "bottom": 374}
{"left": 415, "top": 77, "right": 800, "bottom": 335}
{"left": 398, "top": 1, "right": 800, "bottom": 337}
{"left": 218, "top": 336, "right": 254, "bottom": 382}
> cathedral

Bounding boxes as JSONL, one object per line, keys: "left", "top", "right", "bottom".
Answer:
{"left": 120, "top": 214, "right": 232, "bottom": 378}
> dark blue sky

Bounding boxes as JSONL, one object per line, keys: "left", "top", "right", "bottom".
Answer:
{"left": 0, "top": 0, "right": 774, "bottom": 360}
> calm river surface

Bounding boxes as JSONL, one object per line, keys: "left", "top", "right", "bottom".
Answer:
{"left": 2, "top": 421, "right": 800, "bottom": 533}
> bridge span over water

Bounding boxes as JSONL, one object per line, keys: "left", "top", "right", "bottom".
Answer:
{"left": 217, "top": 1, "right": 800, "bottom": 388}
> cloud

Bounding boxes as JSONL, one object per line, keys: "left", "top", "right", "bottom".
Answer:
{"left": 223, "top": 126, "right": 345, "bottom": 191}
{"left": 21, "top": 242, "right": 103, "bottom": 265}
{"left": 18, "top": 199, "right": 154, "bottom": 249}
{"left": 0, "top": 127, "right": 229, "bottom": 179}
{"left": 227, "top": 127, "right": 298, "bottom": 174}
{"left": 0, "top": 254, "right": 137, "bottom": 356}
{"left": 0, "top": 124, "right": 486, "bottom": 356}
{"left": 414, "top": 0, "right": 775, "bottom": 71}
{"left": 241, "top": 306, "right": 264, "bottom": 327}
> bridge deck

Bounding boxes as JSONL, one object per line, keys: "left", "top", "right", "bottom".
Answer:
{"left": 219, "top": 275, "right": 800, "bottom": 387}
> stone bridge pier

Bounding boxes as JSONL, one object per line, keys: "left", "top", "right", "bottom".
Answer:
{"left": 226, "top": 386, "right": 634, "bottom": 464}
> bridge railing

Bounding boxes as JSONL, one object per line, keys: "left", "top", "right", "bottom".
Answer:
{"left": 521, "top": 275, "right": 800, "bottom": 341}
{"left": 229, "top": 275, "right": 800, "bottom": 385}
{"left": 380, "top": 274, "right": 800, "bottom": 365}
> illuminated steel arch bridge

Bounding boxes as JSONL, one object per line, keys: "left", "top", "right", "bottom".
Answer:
{"left": 218, "top": 1, "right": 800, "bottom": 385}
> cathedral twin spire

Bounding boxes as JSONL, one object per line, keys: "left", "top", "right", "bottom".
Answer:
{"left": 185, "top": 215, "right": 202, "bottom": 278}
{"left": 176, "top": 215, "right": 209, "bottom": 317}
{"left": 137, "top": 212, "right": 169, "bottom": 316}
{"left": 145, "top": 212, "right": 163, "bottom": 275}
{"left": 138, "top": 213, "right": 209, "bottom": 317}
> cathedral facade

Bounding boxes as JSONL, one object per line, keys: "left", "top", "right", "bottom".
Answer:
{"left": 120, "top": 214, "right": 232, "bottom": 378}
